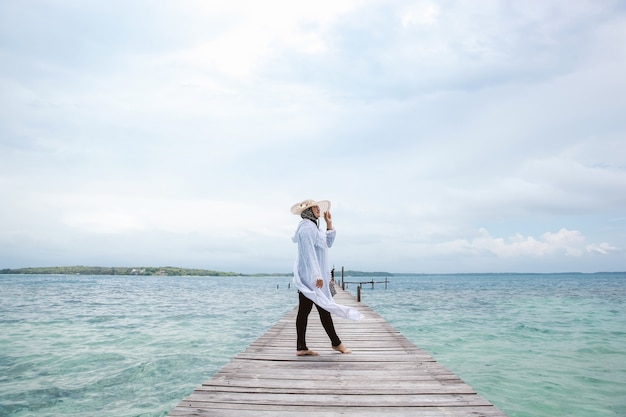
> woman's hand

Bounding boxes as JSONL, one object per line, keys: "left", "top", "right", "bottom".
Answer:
{"left": 316, "top": 278, "right": 324, "bottom": 288}
{"left": 323, "top": 211, "right": 333, "bottom": 230}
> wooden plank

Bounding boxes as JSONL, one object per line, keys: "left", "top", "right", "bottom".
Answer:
{"left": 167, "top": 287, "right": 507, "bottom": 416}
{"left": 180, "top": 393, "right": 492, "bottom": 407}
{"left": 169, "top": 406, "right": 507, "bottom": 417}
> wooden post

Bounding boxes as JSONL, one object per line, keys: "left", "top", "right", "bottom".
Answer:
{"left": 357, "top": 284, "right": 361, "bottom": 302}
{"left": 341, "top": 266, "right": 345, "bottom": 290}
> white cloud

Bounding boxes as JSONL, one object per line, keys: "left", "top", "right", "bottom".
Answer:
{"left": 434, "top": 228, "right": 611, "bottom": 259}
{"left": 401, "top": 1, "right": 439, "bottom": 27}
{"left": 1, "top": 0, "right": 625, "bottom": 272}
{"left": 587, "top": 242, "right": 619, "bottom": 255}
{"left": 154, "top": 0, "right": 362, "bottom": 79}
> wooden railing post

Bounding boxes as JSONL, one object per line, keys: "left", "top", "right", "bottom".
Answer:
{"left": 341, "top": 266, "right": 345, "bottom": 290}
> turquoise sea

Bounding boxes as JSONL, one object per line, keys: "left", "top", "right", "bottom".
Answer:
{"left": 0, "top": 273, "right": 625, "bottom": 417}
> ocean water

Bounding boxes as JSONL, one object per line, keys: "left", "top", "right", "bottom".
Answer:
{"left": 0, "top": 273, "right": 625, "bottom": 417}
{"left": 353, "top": 273, "right": 626, "bottom": 417}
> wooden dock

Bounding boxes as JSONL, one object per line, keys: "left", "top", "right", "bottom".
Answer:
{"left": 167, "top": 288, "right": 507, "bottom": 416}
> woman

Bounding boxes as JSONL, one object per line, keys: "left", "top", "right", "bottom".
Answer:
{"left": 291, "top": 199, "right": 362, "bottom": 356}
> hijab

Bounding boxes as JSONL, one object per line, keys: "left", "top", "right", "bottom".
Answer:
{"left": 300, "top": 207, "right": 318, "bottom": 225}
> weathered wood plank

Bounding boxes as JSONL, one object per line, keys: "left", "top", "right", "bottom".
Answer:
{"left": 194, "top": 385, "right": 476, "bottom": 395}
{"left": 169, "top": 405, "right": 506, "bottom": 417}
{"left": 167, "top": 287, "right": 507, "bottom": 416}
{"left": 181, "top": 392, "right": 492, "bottom": 407}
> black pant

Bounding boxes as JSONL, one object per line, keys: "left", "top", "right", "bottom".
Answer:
{"left": 296, "top": 291, "right": 341, "bottom": 351}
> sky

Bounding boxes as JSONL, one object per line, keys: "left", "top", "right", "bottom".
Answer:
{"left": 1, "top": 0, "right": 625, "bottom": 274}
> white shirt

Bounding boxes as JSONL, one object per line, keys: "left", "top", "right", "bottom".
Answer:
{"left": 292, "top": 219, "right": 363, "bottom": 320}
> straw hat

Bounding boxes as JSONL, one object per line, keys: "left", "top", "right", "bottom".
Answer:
{"left": 290, "top": 199, "right": 331, "bottom": 215}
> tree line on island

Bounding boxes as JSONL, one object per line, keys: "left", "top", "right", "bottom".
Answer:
{"left": 0, "top": 266, "right": 239, "bottom": 276}
{"left": 0, "top": 266, "right": 393, "bottom": 277}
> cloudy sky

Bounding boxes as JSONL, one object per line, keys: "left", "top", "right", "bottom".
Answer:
{"left": 1, "top": 0, "right": 625, "bottom": 274}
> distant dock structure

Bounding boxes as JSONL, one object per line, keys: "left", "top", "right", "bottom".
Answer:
{"left": 167, "top": 287, "right": 507, "bottom": 416}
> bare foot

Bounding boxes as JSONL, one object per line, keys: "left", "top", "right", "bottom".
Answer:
{"left": 332, "top": 343, "right": 352, "bottom": 354}
{"left": 296, "top": 349, "right": 319, "bottom": 356}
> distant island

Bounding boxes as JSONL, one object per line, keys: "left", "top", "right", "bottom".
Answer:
{"left": 339, "top": 269, "right": 393, "bottom": 277}
{"left": 0, "top": 266, "right": 242, "bottom": 276}
{"left": 0, "top": 266, "right": 394, "bottom": 277}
